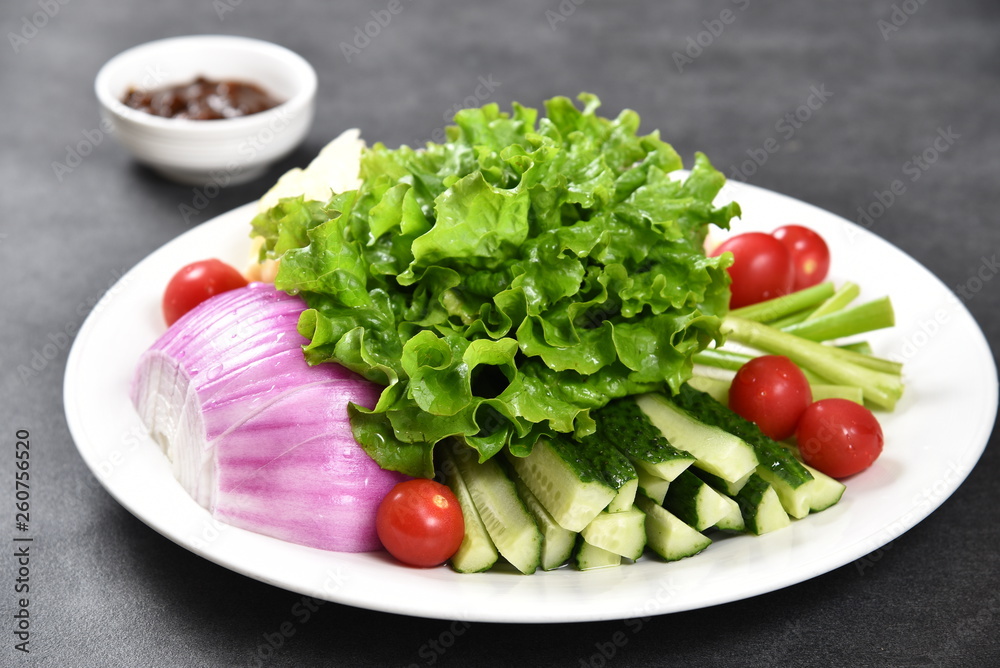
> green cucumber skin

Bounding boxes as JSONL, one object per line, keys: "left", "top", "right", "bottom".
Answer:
{"left": 690, "top": 467, "right": 753, "bottom": 496}
{"left": 636, "top": 467, "right": 670, "bottom": 505}
{"left": 635, "top": 494, "right": 712, "bottom": 562}
{"left": 635, "top": 393, "right": 759, "bottom": 484}
{"left": 661, "top": 469, "right": 728, "bottom": 531}
{"left": 594, "top": 399, "right": 697, "bottom": 474}
{"left": 673, "top": 384, "right": 814, "bottom": 491}
{"left": 507, "top": 440, "right": 616, "bottom": 532}
{"left": 550, "top": 434, "right": 638, "bottom": 494}
{"left": 440, "top": 449, "right": 499, "bottom": 573}
{"left": 734, "top": 474, "right": 790, "bottom": 536}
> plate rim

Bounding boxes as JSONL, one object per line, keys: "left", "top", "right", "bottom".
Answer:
{"left": 63, "top": 183, "right": 998, "bottom": 624}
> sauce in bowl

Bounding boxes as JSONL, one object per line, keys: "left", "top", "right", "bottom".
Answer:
{"left": 122, "top": 76, "right": 281, "bottom": 120}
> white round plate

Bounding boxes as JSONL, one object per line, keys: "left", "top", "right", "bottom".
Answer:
{"left": 64, "top": 182, "right": 997, "bottom": 623}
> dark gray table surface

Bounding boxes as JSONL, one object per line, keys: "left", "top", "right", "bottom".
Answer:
{"left": 2, "top": 1, "right": 998, "bottom": 666}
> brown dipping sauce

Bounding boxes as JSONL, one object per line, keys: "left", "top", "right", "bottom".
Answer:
{"left": 122, "top": 76, "right": 281, "bottom": 120}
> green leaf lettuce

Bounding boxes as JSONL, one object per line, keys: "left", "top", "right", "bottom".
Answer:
{"left": 252, "top": 94, "right": 738, "bottom": 477}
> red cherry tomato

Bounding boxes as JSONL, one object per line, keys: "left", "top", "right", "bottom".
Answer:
{"left": 728, "top": 355, "right": 813, "bottom": 440}
{"left": 376, "top": 479, "right": 465, "bottom": 568}
{"left": 162, "top": 259, "right": 249, "bottom": 327}
{"left": 795, "top": 399, "right": 884, "bottom": 478}
{"left": 772, "top": 225, "right": 830, "bottom": 290}
{"left": 711, "top": 232, "right": 795, "bottom": 309}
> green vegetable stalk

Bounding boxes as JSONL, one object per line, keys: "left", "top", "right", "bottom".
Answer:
{"left": 251, "top": 94, "right": 742, "bottom": 477}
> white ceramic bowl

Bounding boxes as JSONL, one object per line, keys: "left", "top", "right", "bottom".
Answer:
{"left": 95, "top": 35, "right": 317, "bottom": 185}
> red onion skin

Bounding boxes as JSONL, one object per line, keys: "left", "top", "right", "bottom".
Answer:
{"left": 132, "top": 283, "right": 408, "bottom": 552}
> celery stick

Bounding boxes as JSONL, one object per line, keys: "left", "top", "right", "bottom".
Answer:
{"left": 769, "top": 307, "right": 817, "bottom": 329}
{"left": 781, "top": 297, "right": 894, "bottom": 342}
{"left": 839, "top": 341, "right": 873, "bottom": 355}
{"left": 693, "top": 349, "right": 752, "bottom": 372}
{"left": 687, "top": 375, "right": 730, "bottom": 404}
{"left": 806, "top": 281, "right": 860, "bottom": 320}
{"left": 820, "top": 344, "right": 903, "bottom": 375}
{"left": 729, "top": 282, "right": 835, "bottom": 323}
{"left": 812, "top": 384, "right": 864, "bottom": 404}
{"left": 690, "top": 374, "right": 863, "bottom": 405}
{"left": 722, "top": 316, "right": 904, "bottom": 410}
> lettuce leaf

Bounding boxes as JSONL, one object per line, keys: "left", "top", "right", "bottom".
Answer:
{"left": 253, "top": 94, "right": 738, "bottom": 477}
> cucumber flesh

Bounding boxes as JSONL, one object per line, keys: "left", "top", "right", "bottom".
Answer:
{"left": 514, "top": 478, "right": 576, "bottom": 571}
{"left": 635, "top": 494, "right": 712, "bottom": 561}
{"left": 735, "top": 474, "right": 791, "bottom": 536}
{"left": 580, "top": 508, "right": 647, "bottom": 560}
{"left": 449, "top": 441, "right": 542, "bottom": 574}
{"left": 440, "top": 448, "right": 499, "bottom": 573}
{"left": 713, "top": 494, "right": 746, "bottom": 532}
{"left": 635, "top": 393, "right": 758, "bottom": 484}
{"left": 802, "top": 463, "right": 847, "bottom": 512}
{"left": 662, "top": 469, "right": 732, "bottom": 532}
{"left": 673, "top": 384, "right": 815, "bottom": 495}
{"left": 574, "top": 536, "right": 622, "bottom": 570}
{"left": 691, "top": 467, "right": 754, "bottom": 496}
{"left": 636, "top": 467, "right": 669, "bottom": 505}
{"left": 607, "top": 477, "right": 638, "bottom": 513}
{"left": 755, "top": 460, "right": 846, "bottom": 518}
{"left": 593, "top": 398, "right": 696, "bottom": 482}
{"left": 507, "top": 439, "right": 616, "bottom": 532}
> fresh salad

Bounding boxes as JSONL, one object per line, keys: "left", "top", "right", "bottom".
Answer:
{"left": 132, "top": 95, "right": 903, "bottom": 574}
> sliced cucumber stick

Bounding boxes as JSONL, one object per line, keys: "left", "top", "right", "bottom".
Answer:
{"left": 735, "top": 474, "right": 791, "bottom": 535}
{"left": 449, "top": 441, "right": 542, "bottom": 574}
{"left": 581, "top": 508, "right": 646, "bottom": 560}
{"left": 636, "top": 467, "right": 670, "bottom": 505}
{"left": 507, "top": 439, "right": 616, "bottom": 532}
{"left": 574, "top": 537, "right": 622, "bottom": 570}
{"left": 440, "top": 449, "right": 499, "bottom": 573}
{"left": 635, "top": 393, "right": 759, "bottom": 485}
{"left": 662, "top": 469, "right": 732, "bottom": 532}
{"left": 514, "top": 478, "right": 576, "bottom": 571}
{"left": 635, "top": 494, "right": 712, "bottom": 561}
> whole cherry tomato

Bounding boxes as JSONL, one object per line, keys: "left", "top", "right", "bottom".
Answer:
{"left": 772, "top": 225, "right": 831, "bottom": 290}
{"left": 376, "top": 479, "right": 465, "bottom": 568}
{"left": 162, "top": 259, "right": 249, "bottom": 326}
{"left": 729, "top": 355, "right": 813, "bottom": 440}
{"left": 711, "top": 232, "right": 795, "bottom": 309}
{"left": 795, "top": 399, "right": 884, "bottom": 478}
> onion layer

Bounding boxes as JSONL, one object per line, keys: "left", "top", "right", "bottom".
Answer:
{"left": 131, "top": 282, "right": 408, "bottom": 552}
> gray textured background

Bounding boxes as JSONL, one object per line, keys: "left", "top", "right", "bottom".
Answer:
{"left": 2, "top": 0, "right": 999, "bottom": 666}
